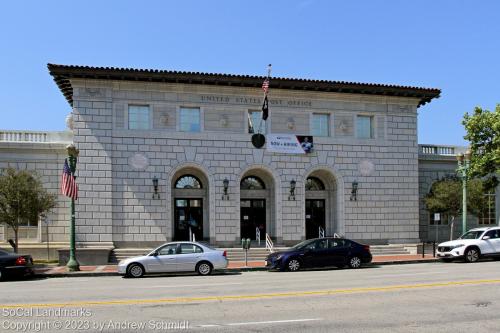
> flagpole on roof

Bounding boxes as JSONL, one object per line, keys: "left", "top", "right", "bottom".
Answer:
{"left": 257, "top": 64, "right": 271, "bottom": 133}
{"left": 251, "top": 65, "right": 271, "bottom": 148}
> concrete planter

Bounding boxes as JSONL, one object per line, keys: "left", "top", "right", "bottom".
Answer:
{"left": 58, "top": 248, "right": 113, "bottom": 266}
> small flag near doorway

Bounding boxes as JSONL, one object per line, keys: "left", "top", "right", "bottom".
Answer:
{"left": 61, "top": 159, "right": 78, "bottom": 200}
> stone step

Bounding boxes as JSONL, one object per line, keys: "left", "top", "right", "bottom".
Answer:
{"left": 370, "top": 245, "right": 407, "bottom": 248}
{"left": 109, "top": 245, "right": 413, "bottom": 263}
{"left": 370, "top": 251, "right": 411, "bottom": 255}
{"left": 109, "top": 249, "right": 151, "bottom": 263}
{"left": 370, "top": 247, "right": 408, "bottom": 251}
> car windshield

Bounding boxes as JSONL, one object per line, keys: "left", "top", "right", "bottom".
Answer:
{"left": 291, "top": 239, "right": 316, "bottom": 250}
{"left": 459, "top": 230, "right": 484, "bottom": 240}
{"left": 0, "top": 249, "right": 9, "bottom": 255}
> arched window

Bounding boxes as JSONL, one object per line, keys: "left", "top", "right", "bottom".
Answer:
{"left": 240, "top": 176, "right": 266, "bottom": 190}
{"left": 175, "top": 175, "right": 203, "bottom": 189}
{"left": 305, "top": 177, "right": 325, "bottom": 191}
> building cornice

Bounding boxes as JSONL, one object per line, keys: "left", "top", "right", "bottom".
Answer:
{"left": 48, "top": 64, "right": 441, "bottom": 108}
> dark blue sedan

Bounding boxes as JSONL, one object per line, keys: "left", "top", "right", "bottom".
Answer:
{"left": 0, "top": 249, "right": 34, "bottom": 281}
{"left": 266, "top": 238, "right": 372, "bottom": 271}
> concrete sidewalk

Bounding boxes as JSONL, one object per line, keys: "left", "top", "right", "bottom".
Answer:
{"left": 33, "top": 254, "right": 438, "bottom": 278}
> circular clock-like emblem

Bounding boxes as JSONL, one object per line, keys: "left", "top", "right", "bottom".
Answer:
{"left": 129, "top": 153, "right": 149, "bottom": 170}
{"left": 251, "top": 133, "right": 265, "bottom": 148}
{"left": 359, "top": 159, "right": 375, "bottom": 176}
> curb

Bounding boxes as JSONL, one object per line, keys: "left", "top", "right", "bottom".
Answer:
{"left": 35, "top": 271, "right": 120, "bottom": 278}
{"left": 371, "top": 259, "right": 439, "bottom": 266}
{"left": 35, "top": 259, "right": 439, "bottom": 278}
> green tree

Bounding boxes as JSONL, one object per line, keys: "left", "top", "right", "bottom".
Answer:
{"left": 467, "top": 178, "right": 492, "bottom": 218}
{"left": 463, "top": 104, "right": 500, "bottom": 189}
{"left": 425, "top": 176, "right": 488, "bottom": 229}
{"left": 425, "top": 177, "right": 462, "bottom": 224}
{"left": 0, "top": 168, "right": 56, "bottom": 253}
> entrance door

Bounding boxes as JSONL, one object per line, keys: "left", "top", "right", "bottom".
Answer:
{"left": 240, "top": 199, "right": 266, "bottom": 240}
{"left": 305, "top": 199, "right": 326, "bottom": 239}
{"left": 174, "top": 199, "right": 203, "bottom": 241}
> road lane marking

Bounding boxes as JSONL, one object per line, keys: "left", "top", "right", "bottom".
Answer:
{"left": 0, "top": 282, "right": 245, "bottom": 293}
{"left": 372, "top": 272, "right": 447, "bottom": 278}
{"left": 2, "top": 282, "right": 245, "bottom": 293}
{"left": 2, "top": 279, "right": 500, "bottom": 309}
{"left": 198, "top": 318, "right": 322, "bottom": 327}
{"left": 227, "top": 318, "right": 322, "bottom": 326}
{"left": 137, "top": 282, "right": 244, "bottom": 289}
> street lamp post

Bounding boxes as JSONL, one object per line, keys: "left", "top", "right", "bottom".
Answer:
{"left": 66, "top": 144, "right": 80, "bottom": 271}
{"left": 456, "top": 149, "right": 471, "bottom": 235}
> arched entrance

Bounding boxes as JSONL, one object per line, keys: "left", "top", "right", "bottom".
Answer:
{"left": 304, "top": 170, "right": 338, "bottom": 239}
{"left": 172, "top": 169, "right": 208, "bottom": 241}
{"left": 239, "top": 170, "right": 275, "bottom": 242}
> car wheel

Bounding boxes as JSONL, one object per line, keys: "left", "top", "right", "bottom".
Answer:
{"left": 464, "top": 247, "right": 480, "bottom": 263}
{"left": 287, "top": 259, "right": 301, "bottom": 272}
{"left": 196, "top": 262, "right": 213, "bottom": 276}
{"left": 348, "top": 256, "right": 362, "bottom": 269}
{"left": 127, "top": 263, "right": 144, "bottom": 278}
{"left": 0, "top": 269, "right": 3, "bottom": 281}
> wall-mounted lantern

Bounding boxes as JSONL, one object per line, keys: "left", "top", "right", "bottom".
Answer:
{"left": 289, "top": 179, "right": 296, "bottom": 200}
{"left": 222, "top": 178, "right": 229, "bottom": 200}
{"left": 152, "top": 176, "right": 160, "bottom": 199}
{"left": 350, "top": 180, "right": 358, "bottom": 201}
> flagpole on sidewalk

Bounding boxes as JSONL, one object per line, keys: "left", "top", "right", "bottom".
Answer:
{"left": 66, "top": 144, "right": 80, "bottom": 271}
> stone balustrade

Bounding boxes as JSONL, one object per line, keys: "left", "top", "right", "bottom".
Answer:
{"left": 0, "top": 130, "right": 72, "bottom": 143}
{"left": 419, "top": 144, "right": 465, "bottom": 156}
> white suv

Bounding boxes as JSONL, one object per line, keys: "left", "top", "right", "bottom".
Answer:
{"left": 436, "top": 227, "right": 500, "bottom": 263}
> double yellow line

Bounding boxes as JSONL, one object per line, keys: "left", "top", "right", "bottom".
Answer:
{"left": 2, "top": 279, "right": 500, "bottom": 309}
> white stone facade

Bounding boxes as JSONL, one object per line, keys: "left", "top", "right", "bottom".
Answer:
{"left": 0, "top": 131, "right": 73, "bottom": 245}
{"left": 4, "top": 66, "right": 500, "bottom": 258}
{"left": 418, "top": 145, "right": 500, "bottom": 242}
{"left": 64, "top": 76, "right": 427, "bottom": 247}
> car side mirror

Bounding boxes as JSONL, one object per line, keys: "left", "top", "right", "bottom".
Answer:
{"left": 151, "top": 251, "right": 159, "bottom": 256}
{"left": 482, "top": 236, "right": 490, "bottom": 240}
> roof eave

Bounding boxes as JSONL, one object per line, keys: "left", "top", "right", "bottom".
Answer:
{"left": 48, "top": 64, "right": 441, "bottom": 108}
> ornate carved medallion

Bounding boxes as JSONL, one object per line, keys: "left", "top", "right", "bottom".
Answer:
{"left": 129, "top": 153, "right": 149, "bottom": 170}
{"left": 359, "top": 159, "right": 375, "bottom": 176}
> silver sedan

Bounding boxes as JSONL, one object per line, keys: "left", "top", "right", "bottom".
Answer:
{"left": 118, "top": 242, "right": 228, "bottom": 278}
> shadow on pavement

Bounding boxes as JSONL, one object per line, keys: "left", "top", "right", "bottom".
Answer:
{"left": 122, "top": 271, "right": 242, "bottom": 279}
{"left": 266, "top": 265, "right": 378, "bottom": 273}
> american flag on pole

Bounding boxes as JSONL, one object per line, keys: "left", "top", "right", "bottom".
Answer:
{"left": 262, "top": 78, "right": 269, "bottom": 94}
{"left": 61, "top": 159, "right": 78, "bottom": 200}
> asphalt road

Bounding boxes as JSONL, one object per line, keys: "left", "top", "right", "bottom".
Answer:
{"left": 1, "top": 261, "right": 500, "bottom": 332}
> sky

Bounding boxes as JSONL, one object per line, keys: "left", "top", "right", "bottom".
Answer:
{"left": 0, "top": 1, "right": 498, "bottom": 146}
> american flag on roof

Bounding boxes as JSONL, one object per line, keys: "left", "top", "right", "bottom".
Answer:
{"left": 61, "top": 159, "right": 78, "bottom": 200}
{"left": 262, "top": 78, "right": 269, "bottom": 94}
